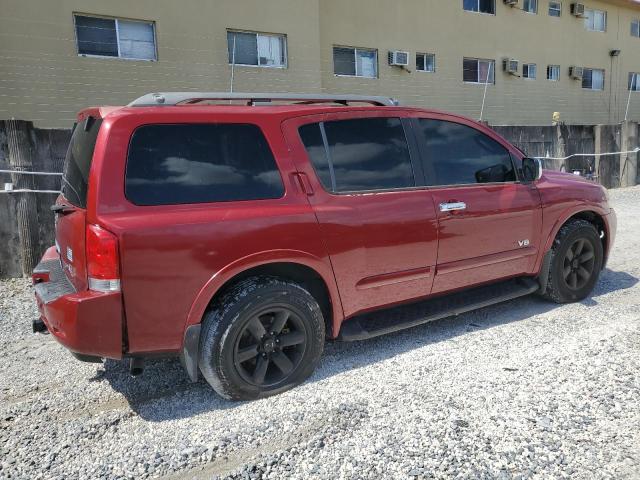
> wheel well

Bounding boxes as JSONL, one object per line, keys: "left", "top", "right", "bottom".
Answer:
{"left": 206, "top": 262, "right": 334, "bottom": 336}
{"left": 563, "top": 210, "right": 607, "bottom": 257}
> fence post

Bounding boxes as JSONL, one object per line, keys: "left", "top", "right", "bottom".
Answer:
{"left": 5, "top": 119, "right": 40, "bottom": 276}
{"left": 548, "top": 124, "right": 565, "bottom": 171}
{"left": 620, "top": 121, "right": 638, "bottom": 187}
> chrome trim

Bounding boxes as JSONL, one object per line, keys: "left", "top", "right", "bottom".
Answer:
{"left": 88, "top": 278, "right": 121, "bottom": 292}
{"left": 439, "top": 201, "right": 467, "bottom": 212}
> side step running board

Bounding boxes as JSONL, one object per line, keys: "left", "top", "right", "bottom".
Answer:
{"left": 337, "top": 277, "right": 539, "bottom": 341}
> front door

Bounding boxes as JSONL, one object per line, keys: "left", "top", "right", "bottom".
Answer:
{"left": 283, "top": 111, "right": 439, "bottom": 318}
{"left": 412, "top": 116, "right": 542, "bottom": 294}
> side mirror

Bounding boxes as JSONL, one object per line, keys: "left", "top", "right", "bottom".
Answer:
{"left": 522, "top": 157, "right": 543, "bottom": 182}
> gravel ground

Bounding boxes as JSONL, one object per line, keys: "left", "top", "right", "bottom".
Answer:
{"left": 1, "top": 186, "right": 640, "bottom": 480}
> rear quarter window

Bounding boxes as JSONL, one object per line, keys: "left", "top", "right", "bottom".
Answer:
{"left": 125, "top": 123, "right": 284, "bottom": 206}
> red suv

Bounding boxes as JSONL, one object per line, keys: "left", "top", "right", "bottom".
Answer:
{"left": 33, "top": 93, "right": 616, "bottom": 400}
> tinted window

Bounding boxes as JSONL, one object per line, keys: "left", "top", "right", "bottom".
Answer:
{"left": 126, "top": 124, "right": 284, "bottom": 205}
{"left": 417, "top": 119, "right": 516, "bottom": 185}
{"left": 299, "top": 118, "right": 414, "bottom": 192}
{"left": 62, "top": 117, "right": 103, "bottom": 208}
{"left": 298, "top": 124, "right": 333, "bottom": 189}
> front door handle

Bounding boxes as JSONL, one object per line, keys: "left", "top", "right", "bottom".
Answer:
{"left": 439, "top": 201, "right": 467, "bottom": 212}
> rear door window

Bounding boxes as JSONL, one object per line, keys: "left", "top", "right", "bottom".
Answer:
{"left": 125, "top": 124, "right": 284, "bottom": 205}
{"left": 62, "top": 117, "right": 103, "bottom": 208}
{"left": 416, "top": 119, "right": 516, "bottom": 186}
{"left": 298, "top": 117, "right": 415, "bottom": 192}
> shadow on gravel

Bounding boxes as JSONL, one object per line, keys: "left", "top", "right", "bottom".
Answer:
{"left": 103, "top": 268, "right": 637, "bottom": 421}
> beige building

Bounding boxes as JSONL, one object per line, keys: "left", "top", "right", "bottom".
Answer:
{"left": 3, "top": 0, "right": 640, "bottom": 127}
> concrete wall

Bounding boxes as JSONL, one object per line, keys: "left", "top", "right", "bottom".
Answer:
{"left": 0, "top": 121, "right": 69, "bottom": 277}
{"left": 3, "top": 0, "right": 640, "bottom": 127}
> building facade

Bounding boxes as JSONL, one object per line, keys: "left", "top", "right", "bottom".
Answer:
{"left": 2, "top": 0, "right": 640, "bottom": 128}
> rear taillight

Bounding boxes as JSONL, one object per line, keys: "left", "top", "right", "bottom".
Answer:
{"left": 86, "top": 224, "right": 120, "bottom": 292}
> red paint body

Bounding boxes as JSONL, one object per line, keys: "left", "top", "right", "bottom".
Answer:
{"left": 33, "top": 104, "right": 617, "bottom": 359}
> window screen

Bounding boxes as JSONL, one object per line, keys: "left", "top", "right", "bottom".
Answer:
{"left": 125, "top": 124, "right": 284, "bottom": 205}
{"left": 75, "top": 15, "right": 156, "bottom": 60}
{"left": 463, "top": 58, "right": 495, "bottom": 84}
{"left": 582, "top": 68, "right": 605, "bottom": 90}
{"left": 333, "top": 47, "right": 377, "bottom": 77}
{"left": 299, "top": 118, "right": 414, "bottom": 192}
{"left": 463, "top": 0, "right": 495, "bottom": 14}
{"left": 75, "top": 16, "right": 118, "bottom": 57}
{"left": 227, "top": 31, "right": 286, "bottom": 67}
{"left": 416, "top": 119, "right": 516, "bottom": 186}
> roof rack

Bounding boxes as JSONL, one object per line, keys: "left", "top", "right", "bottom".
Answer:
{"left": 127, "top": 92, "right": 399, "bottom": 107}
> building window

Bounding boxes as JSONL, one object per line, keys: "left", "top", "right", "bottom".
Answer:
{"left": 523, "top": 0, "right": 538, "bottom": 14}
{"left": 523, "top": 63, "right": 537, "bottom": 79}
{"left": 333, "top": 47, "right": 378, "bottom": 78}
{"left": 582, "top": 68, "right": 605, "bottom": 90}
{"left": 463, "top": 0, "right": 495, "bottom": 14}
{"left": 549, "top": 1, "right": 562, "bottom": 17}
{"left": 547, "top": 65, "right": 560, "bottom": 81}
{"left": 631, "top": 19, "right": 640, "bottom": 37}
{"left": 74, "top": 14, "right": 156, "bottom": 60}
{"left": 584, "top": 9, "right": 606, "bottom": 32}
{"left": 629, "top": 73, "right": 640, "bottom": 91}
{"left": 463, "top": 58, "right": 495, "bottom": 84}
{"left": 416, "top": 53, "right": 436, "bottom": 72}
{"left": 227, "top": 31, "right": 287, "bottom": 67}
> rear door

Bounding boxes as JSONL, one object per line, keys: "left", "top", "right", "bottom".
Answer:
{"left": 412, "top": 116, "right": 542, "bottom": 294}
{"left": 284, "top": 111, "right": 438, "bottom": 319}
{"left": 55, "top": 115, "right": 103, "bottom": 291}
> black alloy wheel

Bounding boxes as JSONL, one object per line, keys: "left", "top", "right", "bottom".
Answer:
{"left": 562, "top": 238, "right": 596, "bottom": 290}
{"left": 233, "top": 307, "right": 307, "bottom": 387}
{"left": 199, "top": 277, "right": 325, "bottom": 400}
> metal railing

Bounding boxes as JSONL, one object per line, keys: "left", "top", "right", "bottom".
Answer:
{"left": 0, "top": 169, "right": 62, "bottom": 194}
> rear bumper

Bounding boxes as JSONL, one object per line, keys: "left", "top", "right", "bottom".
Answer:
{"left": 32, "top": 246, "right": 123, "bottom": 359}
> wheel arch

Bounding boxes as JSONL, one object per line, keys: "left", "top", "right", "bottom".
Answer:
{"left": 184, "top": 251, "right": 344, "bottom": 340}
{"left": 543, "top": 207, "right": 610, "bottom": 265}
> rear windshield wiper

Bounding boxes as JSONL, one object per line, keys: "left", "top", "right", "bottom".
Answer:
{"left": 51, "top": 203, "right": 76, "bottom": 215}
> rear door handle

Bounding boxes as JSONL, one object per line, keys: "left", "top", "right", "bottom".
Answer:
{"left": 439, "top": 202, "right": 467, "bottom": 212}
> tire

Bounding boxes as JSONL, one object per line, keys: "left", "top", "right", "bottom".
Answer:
{"left": 199, "top": 276, "right": 325, "bottom": 400}
{"left": 541, "top": 219, "right": 603, "bottom": 303}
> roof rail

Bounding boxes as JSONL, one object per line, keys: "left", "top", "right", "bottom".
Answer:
{"left": 127, "top": 92, "right": 399, "bottom": 107}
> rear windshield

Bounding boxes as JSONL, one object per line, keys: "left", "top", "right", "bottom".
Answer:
{"left": 62, "top": 117, "right": 102, "bottom": 208}
{"left": 125, "top": 123, "right": 284, "bottom": 206}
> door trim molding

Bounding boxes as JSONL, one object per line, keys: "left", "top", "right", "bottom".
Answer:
{"left": 356, "top": 265, "right": 432, "bottom": 290}
{"left": 437, "top": 247, "right": 537, "bottom": 275}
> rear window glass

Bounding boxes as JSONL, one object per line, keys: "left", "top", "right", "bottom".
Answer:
{"left": 299, "top": 118, "right": 414, "bottom": 193}
{"left": 125, "top": 124, "right": 284, "bottom": 206}
{"left": 62, "top": 117, "right": 103, "bottom": 208}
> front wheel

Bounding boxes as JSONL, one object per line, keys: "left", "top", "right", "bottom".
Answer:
{"left": 199, "top": 277, "right": 325, "bottom": 400}
{"left": 541, "top": 219, "right": 604, "bottom": 303}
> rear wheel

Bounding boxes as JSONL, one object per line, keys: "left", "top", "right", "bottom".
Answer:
{"left": 199, "top": 277, "right": 325, "bottom": 400}
{"left": 541, "top": 219, "right": 603, "bottom": 303}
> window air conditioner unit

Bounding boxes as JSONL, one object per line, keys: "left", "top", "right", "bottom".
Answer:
{"left": 503, "top": 58, "right": 519, "bottom": 75}
{"left": 388, "top": 50, "right": 410, "bottom": 67}
{"left": 504, "top": 0, "right": 518, "bottom": 6}
{"left": 571, "top": 3, "right": 586, "bottom": 17}
{"left": 570, "top": 66, "right": 584, "bottom": 79}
